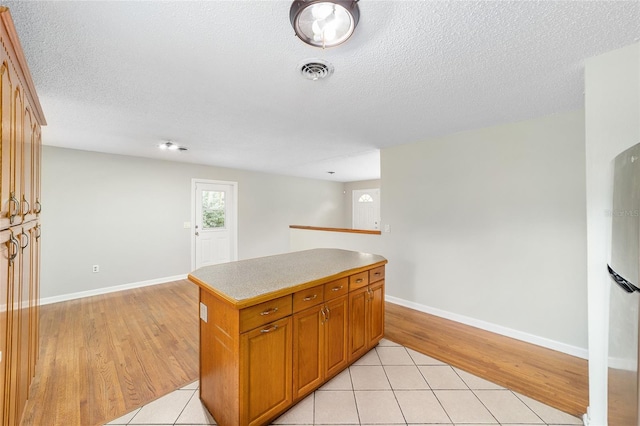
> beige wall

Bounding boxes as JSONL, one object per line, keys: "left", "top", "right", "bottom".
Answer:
{"left": 381, "top": 110, "right": 588, "bottom": 354}
{"left": 40, "top": 146, "right": 345, "bottom": 300}
{"left": 584, "top": 42, "right": 640, "bottom": 425}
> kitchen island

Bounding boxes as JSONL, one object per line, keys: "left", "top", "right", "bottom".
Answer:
{"left": 188, "top": 248, "right": 387, "bottom": 426}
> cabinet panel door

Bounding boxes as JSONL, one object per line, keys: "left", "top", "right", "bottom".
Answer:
{"left": 293, "top": 306, "right": 323, "bottom": 399}
{"left": 10, "top": 86, "right": 23, "bottom": 227}
{"left": 368, "top": 281, "right": 385, "bottom": 347}
{"left": 32, "top": 127, "right": 41, "bottom": 217}
{"left": 241, "top": 316, "right": 292, "bottom": 426}
{"left": 348, "top": 287, "right": 368, "bottom": 361}
{"left": 324, "top": 295, "right": 348, "bottom": 379}
{"left": 28, "top": 223, "right": 40, "bottom": 380}
{"left": 21, "top": 107, "right": 33, "bottom": 222}
{"left": 0, "top": 61, "right": 13, "bottom": 230}
{"left": 0, "top": 229, "right": 14, "bottom": 422}
{"left": 5, "top": 228, "right": 21, "bottom": 426}
{"left": 17, "top": 222, "right": 34, "bottom": 417}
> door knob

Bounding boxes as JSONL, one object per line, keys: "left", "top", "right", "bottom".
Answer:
{"left": 195, "top": 231, "right": 200, "bottom": 236}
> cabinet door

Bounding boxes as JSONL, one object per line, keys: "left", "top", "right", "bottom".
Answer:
{"left": 368, "top": 280, "right": 385, "bottom": 347}
{"left": 32, "top": 127, "right": 41, "bottom": 217}
{"left": 10, "top": 86, "right": 23, "bottom": 227}
{"left": 240, "top": 316, "right": 292, "bottom": 426}
{"left": 21, "top": 107, "right": 33, "bottom": 222}
{"left": 324, "top": 295, "right": 348, "bottom": 379}
{"left": 16, "top": 222, "right": 34, "bottom": 418}
{"left": 5, "top": 228, "right": 21, "bottom": 426}
{"left": 293, "top": 306, "right": 323, "bottom": 399}
{"left": 348, "top": 286, "right": 369, "bottom": 361}
{"left": 0, "top": 229, "right": 17, "bottom": 422}
{"left": 0, "top": 61, "right": 13, "bottom": 230}
{"left": 28, "top": 223, "right": 40, "bottom": 380}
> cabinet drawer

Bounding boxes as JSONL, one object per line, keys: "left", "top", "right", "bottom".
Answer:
{"left": 369, "top": 266, "right": 385, "bottom": 283}
{"left": 293, "top": 285, "right": 324, "bottom": 313}
{"left": 324, "top": 277, "right": 348, "bottom": 300}
{"left": 240, "top": 296, "right": 292, "bottom": 333}
{"left": 349, "top": 271, "right": 369, "bottom": 290}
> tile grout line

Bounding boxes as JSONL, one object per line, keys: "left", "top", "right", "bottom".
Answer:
{"left": 171, "top": 388, "right": 199, "bottom": 426}
{"left": 347, "top": 363, "right": 362, "bottom": 425}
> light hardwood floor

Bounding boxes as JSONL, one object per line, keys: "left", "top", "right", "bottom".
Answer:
{"left": 20, "top": 280, "right": 199, "bottom": 426}
{"left": 385, "top": 302, "right": 589, "bottom": 418}
{"left": 20, "top": 280, "right": 588, "bottom": 425}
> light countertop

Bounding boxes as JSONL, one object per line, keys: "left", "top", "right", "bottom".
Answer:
{"left": 188, "top": 248, "right": 386, "bottom": 305}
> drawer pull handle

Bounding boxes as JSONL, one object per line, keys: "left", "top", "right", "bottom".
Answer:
{"left": 331, "top": 285, "right": 343, "bottom": 292}
{"left": 9, "top": 192, "right": 19, "bottom": 224}
{"left": 20, "top": 229, "right": 29, "bottom": 250}
{"left": 260, "top": 307, "right": 278, "bottom": 316}
{"left": 8, "top": 232, "right": 19, "bottom": 263}
{"left": 21, "top": 195, "right": 30, "bottom": 216}
{"left": 374, "top": 272, "right": 381, "bottom": 276}
{"left": 356, "top": 278, "right": 364, "bottom": 283}
{"left": 303, "top": 294, "right": 318, "bottom": 301}
{"left": 260, "top": 325, "right": 278, "bottom": 333}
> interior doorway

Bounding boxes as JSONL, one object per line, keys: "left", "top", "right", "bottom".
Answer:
{"left": 191, "top": 179, "right": 238, "bottom": 270}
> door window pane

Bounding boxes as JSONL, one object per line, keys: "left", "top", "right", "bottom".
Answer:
{"left": 202, "top": 190, "right": 225, "bottom": 229}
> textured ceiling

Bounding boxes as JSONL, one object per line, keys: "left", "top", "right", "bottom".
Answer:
{"left": 5, "top": 1, "right": 640, "bottom": 182}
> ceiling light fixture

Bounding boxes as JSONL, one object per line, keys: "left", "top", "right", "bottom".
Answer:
{"left": 158, "top": 141, "right": 187, "bottom": 151}
{"left": 290, "top": 0, "right": 360, "bottom": 48}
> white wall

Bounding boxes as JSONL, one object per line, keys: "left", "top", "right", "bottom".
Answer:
{"left": 584, "top": 42, "right": 640, "bottom": 426}
{"left": 380, "top": 110, "right": 588, "bottom": 356}
{"left": 40, "top": 146, "right": 345, "bottom": 301}
{"left": 290, "top": 228, "right": 384, "bottom": 256}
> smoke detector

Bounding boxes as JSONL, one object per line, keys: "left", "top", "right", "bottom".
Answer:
{"left": 299, "top": 59, "right": 334, "bottom": 81}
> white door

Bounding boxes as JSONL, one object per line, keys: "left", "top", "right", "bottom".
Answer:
{"left": 193, "top": 180, "right": 238, "bottom": 270}
{"left": 352, "top": 189, "right": 380, "bottom": 230}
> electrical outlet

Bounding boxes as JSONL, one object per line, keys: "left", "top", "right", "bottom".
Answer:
{"left": 92, "top": 265, "right": 99, "bottom": 273}
{"left": 200, "top": 302, "right": 208, "bottom": 322}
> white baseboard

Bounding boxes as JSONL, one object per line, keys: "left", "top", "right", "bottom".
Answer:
{"left": 386, "top": 295, "right": 589, "bottom": 360}
{"left": 40, "top": 274, "right": 189, "bottom": 306}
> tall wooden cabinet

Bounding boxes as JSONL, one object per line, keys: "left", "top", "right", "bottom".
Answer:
{"left": 0, "top": 7, "right": 45, "bottom": 426}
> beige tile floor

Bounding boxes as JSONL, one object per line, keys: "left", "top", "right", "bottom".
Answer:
{"left": 104, "top": 339, "right": 584, "bottom": 426}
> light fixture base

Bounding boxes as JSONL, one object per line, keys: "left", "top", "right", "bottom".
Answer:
{"left": 290, "top": 0, "right": 360, "bottom": 48}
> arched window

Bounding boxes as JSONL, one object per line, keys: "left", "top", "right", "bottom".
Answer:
{"left": 358, "top": 194, "right": 374, "bottom": 203}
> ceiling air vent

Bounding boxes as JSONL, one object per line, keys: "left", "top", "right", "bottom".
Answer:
{"left": 299, "top": 59, "right": 334, "bottom": 81}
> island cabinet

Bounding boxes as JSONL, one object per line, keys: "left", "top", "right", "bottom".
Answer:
{"left": 292, "top": 277, "right": 349, "bottom": 399}
{"left": 349, "top": 265, "right": 385, "bottom": 361}
{"left": 189, "top": 249, "right": 387, "bottom": 426}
